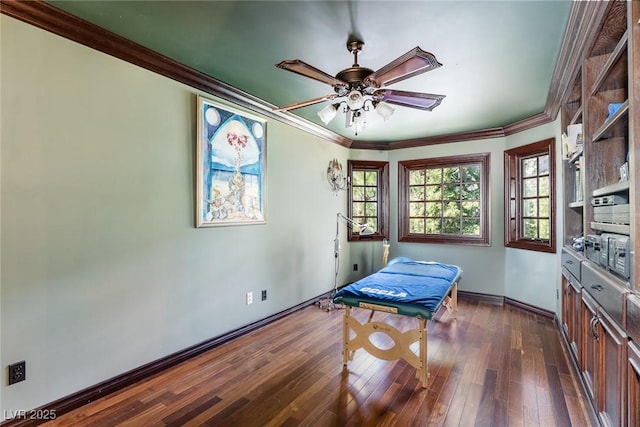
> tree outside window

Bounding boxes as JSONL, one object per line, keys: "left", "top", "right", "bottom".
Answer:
{"left": 504, "top": 138, "right": 556, "bottom": 253}
{"left": 399, "top": 153, "right": 490, "bottom": 246}
{"left": 347, "top": 160, "right": 389, "bottom": 241}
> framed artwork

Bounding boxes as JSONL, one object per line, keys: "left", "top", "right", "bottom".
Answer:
{"left": 196, "top": 96, "right": 267, "bottom": 227}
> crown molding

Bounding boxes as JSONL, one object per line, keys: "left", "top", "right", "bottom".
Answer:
{"left": 351, "top": 127, "right": 506, "bottom": 150}
{"left": 503, "top": 112, "right": 553, "bottom": 136}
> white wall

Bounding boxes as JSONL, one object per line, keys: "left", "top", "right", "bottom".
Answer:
{"left": 1, "top": 16, "right": 348, "bottom": 413}
{"left": 1, "top": 15, "right": 564, "bottom": 415}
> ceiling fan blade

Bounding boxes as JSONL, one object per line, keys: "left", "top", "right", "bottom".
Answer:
{"left": 375, "top": 89, "right": 445, "bottom": 111}
{"left": 276, "top": 59, "right": 347, "bottom": 87}
{"left": 366, "top": 47, "right": 442, "bottom": 88}
{"left": 274, "top": 93, "right": 339, "bottom": 112}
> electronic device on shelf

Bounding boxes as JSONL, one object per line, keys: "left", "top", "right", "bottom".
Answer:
{"left": 599, "top": 233, "right": 612, "bottom": 267}
{"left": 610, "top": 235, "right": 630, "bottom": 279}
{"left": 585, "top": 234, "right": 601, "bottom": 264}
{"left": 585, "top": 233, "right": 630, "bottom": 280}
{"left": 591, "top": 194, "right": 628, "bottom": 206}
{"left": 593, "top": 204, "right": 630, "bottom": 224}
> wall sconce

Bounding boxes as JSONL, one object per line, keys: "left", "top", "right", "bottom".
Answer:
{"left": 327, "top": 158, "right": 348, "bottom": 194}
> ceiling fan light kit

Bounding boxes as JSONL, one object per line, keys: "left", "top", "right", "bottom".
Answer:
{"left": 275, "top": 38, "right": 444, "bottom": 135}
{"left": 318, "top": 104, "right": 338, "bottom": 125}
{"left": 376, "top": 101, "right": 395, "bottom": 121}
{"left": 346, "top": 90, "right": 365, "bottom": 110}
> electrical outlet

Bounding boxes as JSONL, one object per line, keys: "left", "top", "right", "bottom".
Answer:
{"left": 353, "top": 263, "right": 358, "bottom": 271}
{"left": 261, "top": 289, "right": 267, "bottom": 301}
{"left": 8, "top": 361, "right": 26, "bottom": 385}
{"left": 246, "top": 292, "right": 253, "bottom": 305}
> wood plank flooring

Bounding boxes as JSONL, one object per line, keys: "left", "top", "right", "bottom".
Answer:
{"left": 42, "top": 297, "right": 594, "bottom": 426}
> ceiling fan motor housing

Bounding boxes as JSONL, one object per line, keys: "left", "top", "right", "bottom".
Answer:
{"left": 334, "top": 37, "right": 374, "bottom": 94}
{"left": 335, "top": 66, "right": 374, "bottom": 89}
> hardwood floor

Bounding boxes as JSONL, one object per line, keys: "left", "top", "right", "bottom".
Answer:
{"left": 42, "top": 297, "right": 594, "bottom": 426}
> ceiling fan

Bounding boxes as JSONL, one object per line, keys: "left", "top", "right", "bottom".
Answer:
{"left": 274, "top": 37, "right": 445, "bottom": 134}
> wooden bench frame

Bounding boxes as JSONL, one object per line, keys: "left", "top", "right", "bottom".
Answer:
{"left": 341, "top": 283, "right": 457, "bottom": 388}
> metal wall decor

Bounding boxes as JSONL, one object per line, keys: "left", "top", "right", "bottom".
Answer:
{"left": 327, "top": 158, "right": 348, "bottom": 194}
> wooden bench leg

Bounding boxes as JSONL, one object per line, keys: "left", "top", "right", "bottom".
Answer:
{"left": 418, "top": 318, "right": 428, "bottom": 388}
{"left": 451, "top": 283, "right": 458, "bottom": 319}
{"left": 443, "top": 283, "right": 458, "bottom": 319}
{"left": 343, "top": 306, "right": 351, "bottom": 366}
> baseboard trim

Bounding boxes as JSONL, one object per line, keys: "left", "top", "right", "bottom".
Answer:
{"left": 457, "top": 291, "right": 555, "bottom": 319}
{"left": 0, "top": 295, "right": 322, "bottom": 427}
{"left": 504, "top": 296, "right": 555, "bottom": 319}
{"left": 458, "top": 290, "right": 504, "bottom": 305}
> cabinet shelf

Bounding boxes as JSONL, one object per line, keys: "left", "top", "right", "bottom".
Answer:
{"left": 568, "top": 201, "right": 584, "bottom": 208}
{"left": 590, "top": 30, "right": 628, "bottom": 96}
{"left": 592, "top": 180, "right": 630, "bottom": 197}
{"left": 590, "top": 221, "right": 630, "bottom": 235}
{"left": 591, "top": 99, "right": 629, "bottom": 142}
{"left": 568, "top": 147, "right": 583, "bottom": 164}
{"left": 569, "top": 105, "right": 583, "bottom": 126}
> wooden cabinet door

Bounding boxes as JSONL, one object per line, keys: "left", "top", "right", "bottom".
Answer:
{"left": 597, "top": 310, "right": 627, "bottom": 427}
{"left": 581, "top": 292, "right": 599, "bottom": 401}
{"left": 562, "top": 270, "right": 582, "bottom": 360}
{"left": 628, "top": 341, "right": 640, "bottom": 427}
{"left": 570, "top": 282, "right": 582, "bottom": 358}
{"left": 562, "top": 272, "right": 572, "bottom": 338}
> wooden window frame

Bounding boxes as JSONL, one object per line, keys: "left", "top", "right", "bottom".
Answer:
{"left": 398, "top": 153, "right": 491, "bottom": 246}
{"left": 504, "top": 138, "right": 556, "bottom": 253}
{"left": 347, "top": 160, "right": 389, "bottom": 242}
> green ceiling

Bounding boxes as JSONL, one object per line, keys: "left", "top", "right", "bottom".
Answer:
{"left": 47, "top": 0, "right": 572, "bottom": 142}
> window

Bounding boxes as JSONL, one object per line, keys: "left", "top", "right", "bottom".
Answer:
{"left": 504, "top": 138, "right": 555, "bottom": 253}
{"left": 398, "top": 153, "right": 490, "bottom": 246}
{"left": 347, "top": 160, "right": 389, "bottom": 241}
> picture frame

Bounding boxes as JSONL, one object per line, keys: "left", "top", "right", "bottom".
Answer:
{"left": 196, "top": 96, "right": 267, "bottom": 227}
